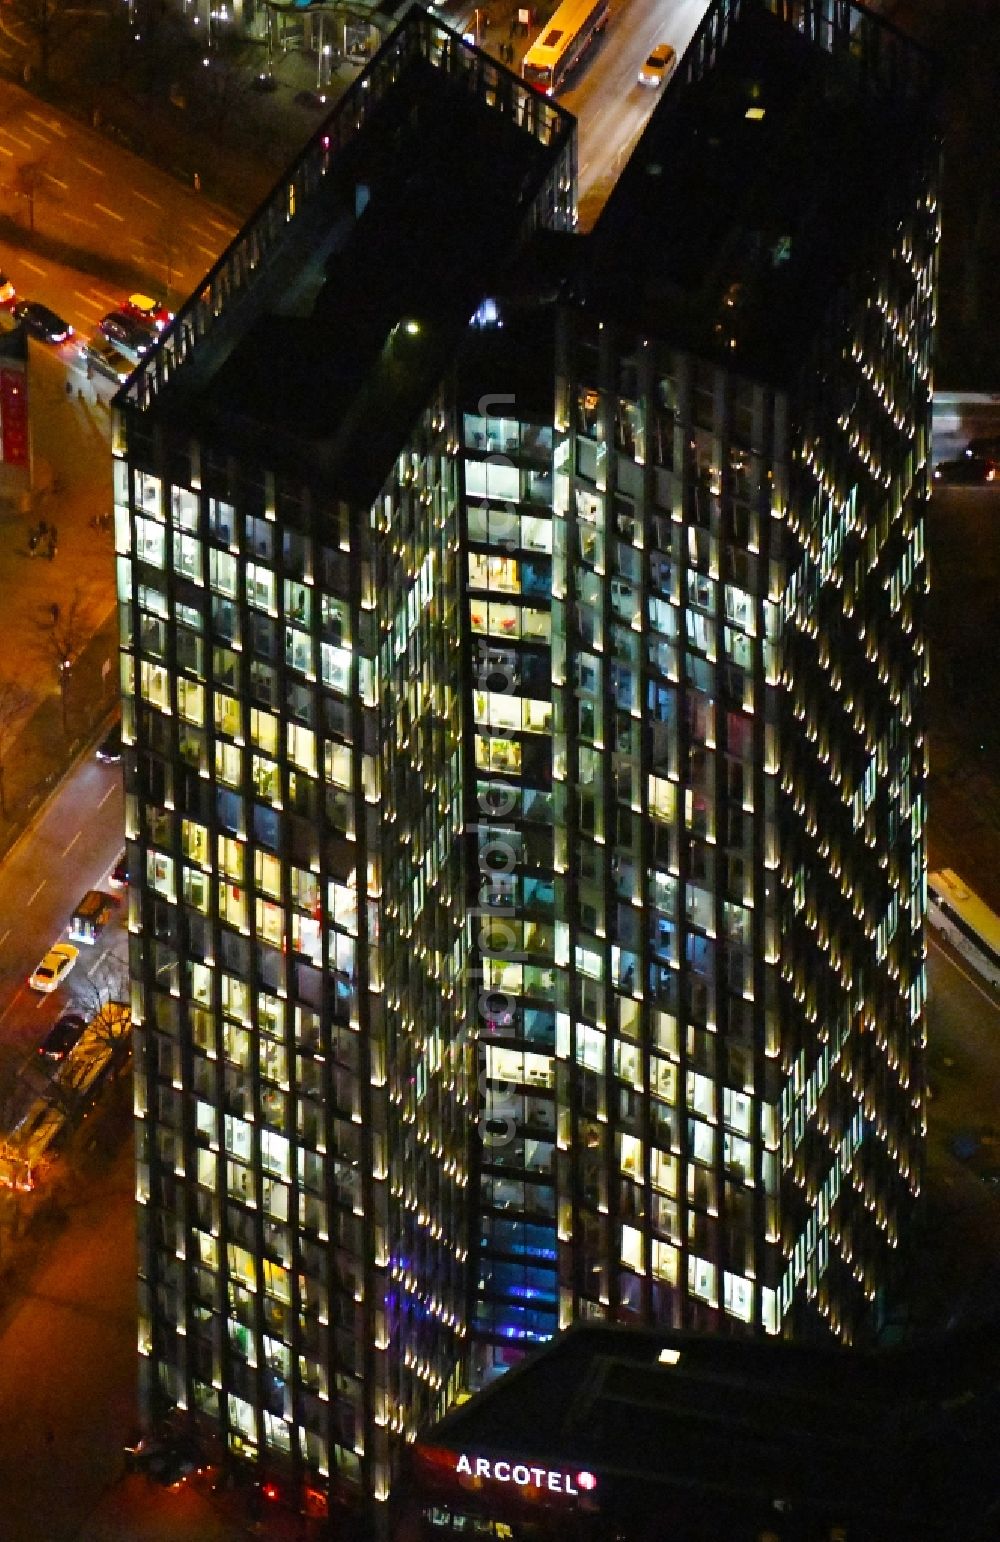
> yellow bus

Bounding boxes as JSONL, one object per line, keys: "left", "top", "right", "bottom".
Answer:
{"left": 521, "top": 0, "right": 610, "bottom": 95}
{"left": 928, "top": 869, "right": 1000, "bottom": 987}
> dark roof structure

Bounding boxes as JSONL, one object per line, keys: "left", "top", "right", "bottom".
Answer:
{"left": 412, "top": 1321, "right": 1000, "bottom": 1539}
{"left": 586, "top": 0, "right": 935, "bottom": 381}
{"left": 120, "top": 7, "right": 575, "bottom": 504}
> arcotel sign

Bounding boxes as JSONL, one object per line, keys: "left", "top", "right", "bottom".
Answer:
{"left": 454, "top": 1453, "right": 598, "bottom": 1496}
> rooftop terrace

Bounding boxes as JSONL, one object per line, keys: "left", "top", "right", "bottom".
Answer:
{"left": 119, "top": 7, "right": 575, "bottom": 504}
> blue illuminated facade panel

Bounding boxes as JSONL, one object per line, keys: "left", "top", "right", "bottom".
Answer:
{"left": 461, "top": 402, "right": 561, "bottom": 1376}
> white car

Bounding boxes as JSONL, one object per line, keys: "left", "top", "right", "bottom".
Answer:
{"left": 638, "top": 42, "right": 677, "bottom": 87}
{"left": 29, "top": 941, "right": 80, "bottom": 994}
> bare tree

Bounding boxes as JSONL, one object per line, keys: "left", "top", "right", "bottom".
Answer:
{"left": 0, "top": 677, "right": 34, "bottom": 819}
{"left": 74, "top": 951, "right": 132, "bottom": 1079}
{"left": 37, "top": 591, "right": 91, "bottom": 735}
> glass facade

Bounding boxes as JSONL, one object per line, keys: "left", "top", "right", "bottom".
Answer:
{"left": 115, "top": 0, "right": 937, "bottom": 1529}
{"left": 463, "top": 402, "right": 560, "bottom": 1376}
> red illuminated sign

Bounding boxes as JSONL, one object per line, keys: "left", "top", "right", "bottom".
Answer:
{"left": 0, "top": 367, "right": 27, "bottom": 468}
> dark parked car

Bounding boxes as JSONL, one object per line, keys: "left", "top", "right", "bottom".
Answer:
{"left": 965, "top": 436, "right": 1000, "bottom": 463}
{"left": 11, "top": 300, "right": 74, "bottom": 344}
{"left": 39, "top": 1013, "right": 86, "bottom": 1061}
{"left": 98, "top": 310, "right": 157, "bottom": 361}
{"left": 97, "top": 723, "right": 122, "bottom": 763}
{"left": 933, "top": 457, "right": 994, "bottom": 485}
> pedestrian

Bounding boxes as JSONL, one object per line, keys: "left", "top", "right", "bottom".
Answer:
{"left": 28, "top": 530, "right": 37, "bottom": 556}
{"left": 65, "top": 379, "right": 72, "bottom": 396}
{"left": 193, "top": 171, "right": 201, "bottom": 193}
{"left": 47, "top": 531, "right": 57, "bottom": 561}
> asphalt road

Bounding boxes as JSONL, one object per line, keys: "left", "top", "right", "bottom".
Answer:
{"left": 564, "top": 0, "right": 711, "bottom": 226}
{"left": 0, "top": 79, "right": 237, "bottom": 348}
{"left": 0, "top": 747, "right": 126, "bottom": 1064}
{"left": 918, "top": 932, "right": 1000, "bottom": 1328}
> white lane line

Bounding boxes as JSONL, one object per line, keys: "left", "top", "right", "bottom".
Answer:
{"left": 77, "top": 156, "right": 104, "bottom": 175}
{"left": 23, "top": 126, "right": 50, "bottom": 143}
{"left": 35, "top": 992, "right": 47, "bottom": 1009}
{"left": 97, "top": 783, "right": 117, "bottom": 808}
{"left": 74, "top": 290, "right": 102, "bottom": 308}
{"left": 87, "top": 947, "right": 110, "bottom": 979}
{"left": 134, "top": 190, "right": 161, "bottom": 209}
{"left": 0, "top": 928, "right": 9, "bottom": 946}
{"left": 44, "top": 172, "right": 68, "bottom": 189}
{"left": 23, "top": 259, "right": 46, "bottom": 277}
{"left": 94, "top": 202, "right": 125, "bottom": 223}
{"left": 29, "top": 112, "right": 65, "bottom": 136}
{"left": 6, "top": 133, "right": 32, "bottom": 150}
{"left": 928, "top": 935, "right": 1000, "bottom": 1013}
{"left": 0, "top": 146, "right": 12, "bottom": 159}
{"left": 205, "top": 218, "right": 231, "bottom": 234}
{"left": 28, "top": 880, "right": 46, "bottom": 905}
{"left": 0, "top": 988, "right": 23, "bottom": 1026}
{"left": 195, "top": 244, "right": 219, "bottom": 260}
{"left": 62, "top": 830, "right": 81, "bottom": 857}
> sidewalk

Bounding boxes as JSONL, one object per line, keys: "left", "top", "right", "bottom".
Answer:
{"left": 0, "top": 353, "right": 118, "bottom": 862}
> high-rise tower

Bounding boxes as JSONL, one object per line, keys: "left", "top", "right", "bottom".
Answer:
{"left": 116, "top": 0, "right": 936, "bottom": 1528}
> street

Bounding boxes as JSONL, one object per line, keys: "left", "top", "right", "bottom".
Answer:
{"left": 0, "top": 747, "right": 125, "bottom": 1064}
{"left": 0, "top": 80, "right": 237, "bottom": 345}
{"left": 563, "top": 0, "right": 712, "bottom": 226}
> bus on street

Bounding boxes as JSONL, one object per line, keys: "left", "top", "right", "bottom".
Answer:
{"left": 521, "top": 0, "right": 610, "bottom": 95}
{"left": 927, "top": 868, "right": 1000, "bottom": 988}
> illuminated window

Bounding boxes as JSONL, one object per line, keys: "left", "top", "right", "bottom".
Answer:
{"left": 136, "top": 515, "right": 165, "bottom": 568}
{"left": 688, "top": 1255, "right": 717, "bottom": 1306}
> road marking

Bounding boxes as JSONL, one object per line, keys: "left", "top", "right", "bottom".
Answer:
{"left": 28, "top": 112, "right": 65, "bottom": 137}
{"left": 94, "top": 202, "right": 125, "bottom": 223}
{"left": 27, "top": 880, "right": 46, "bottom": 905}
{"left": 97, "top": 783, "right": 117, "bottom": 808}
{"left": 74, "top": 290, "right": 102, "bottom": 308}
{"left": 0, "top": 986, "right": 23, "bottom": 1026}
{"left": 0, "top": 146, "right": 12, "bottom": 159}
{"left": 205, "top": 218, "right": 230, "bottom": 234}
{"left": 195, "top": 244, "right": 219, "bottom": 260}
{"left": 62, "top": 830, "right": 81, "bottom": 857}
{"left": 929, "top": 935, "right": 1000, "bottom": 1013}
{"left": 0, "top": 928, "right": 9, "bottom": 945}
{"left": 88, "top": 947, "right": 110, "bottom": 979}
{"left": 44, "top": 172, "right": 68, "bottom": 189}
{"left": 134, "top": 190, "right": 162, "bottom": 210}
{"left": 23, "top": 126, "right": 50, "bottom": 143}
{"left": 35, "top": 992, "right": 47, "bottom": 1009}
{"left": 22, "top": 259, "right": 46, "bottom": 277}
{"left": 77, "top": 156, "right": 105, "bottom": 175}
{"left": 5, "top": 133, "right": 32, "bottom": 150}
